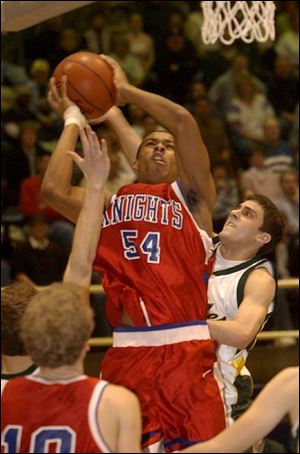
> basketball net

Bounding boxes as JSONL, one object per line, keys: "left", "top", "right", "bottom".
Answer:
{"left": 201, "top": 1, "right": 276, "bottom": 45}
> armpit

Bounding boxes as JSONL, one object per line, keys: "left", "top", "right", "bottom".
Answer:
{"left": 186, "top": 188, "right": 201, "bottom": 211}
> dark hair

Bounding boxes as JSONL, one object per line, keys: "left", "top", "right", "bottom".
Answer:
{"left": 245, "top": 194, "right": 285, "bottom": 256}
{"left": 1, "top": 283, "right": 38, "bottom": 355}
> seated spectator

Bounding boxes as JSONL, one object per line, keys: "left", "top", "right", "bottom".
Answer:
{"left": 239, "top": 145, "right": 282, "bottom": 201}
{"left": 1, "top": 60, "right": 29, "bottom": 86}
{"left": 192, "top": 95, "right": 232, "bottom": 169}
{"left": 262, "top": 117, "right": 294, "bottom": 172}
{"left": 267, "top": 56, "right": 298, "bottom": 139}
{"left": 209, "top": 54, "right": 266, "bottom": 119}
{"left": 127, "top": 12, "right": 155, "bottom": 81}
{"left": 20, "top": 151, "right": 74, "bottom": 255}
{"left": 212, "top": 162, "right": 240, "bottom": 233}
{"left": 84, "top": 10, "right": 112, "bottom": 54}
{"left": 11, "top": 214, "right": 67, "bottom": 286}
{"left": 1, "top": 120, "right": 45, "bottom": 211}
{"left": 50, "top": 28, "right": 87, "bottom": 69}
{"left": 109, "top": 32, "right": 145, "bottom": 86}
{"left": 184, "top": 80, "right": 207, "bottom": 113}
{"left": 226, "top": 72, "right": 274, "bottom": 164}
{"left": 275, "top": 14, "right": 299, "bottom": 74}
{"left": 274, "top": 170, "right": 299, "bottom": 277}
{"left": 154, "top": 29, "right": 198, "bottom": 104}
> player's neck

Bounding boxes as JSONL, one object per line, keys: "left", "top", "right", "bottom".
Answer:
{"left": 219, "top": 243, "right": 255, "bottom": 261}
{"left": 36, "top": 362, "right": 85, "bottom": 380}
{"left": 1, "top": 354, "right": 33, "bottom": 375}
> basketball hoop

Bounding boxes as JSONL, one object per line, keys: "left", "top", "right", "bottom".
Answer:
{"left": 201, "top": 1, "right": 276, "bottom": 46}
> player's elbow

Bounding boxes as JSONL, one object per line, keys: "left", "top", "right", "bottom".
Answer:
{"left": 174, "top": 108, "right": 194, "bottom": 132}
{"left": 234, "top": 328, "right": 255, "bottom": 349}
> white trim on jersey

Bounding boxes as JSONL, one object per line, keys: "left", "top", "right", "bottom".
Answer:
{"left": 171, "top": 181, "right": 213, "bottom": 265}
{"left": 1, "top": 379, "right": 8, "bottom": 396}
{"left": 113, "top": 323, "right": 211, "bottom": 347}
{"left": 88, "top": 380, "right": 113, "bottom": 453}
{"left": 25, "top": 374, "right": 88, "bottom": 385}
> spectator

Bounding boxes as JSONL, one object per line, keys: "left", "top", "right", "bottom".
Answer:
{"left": 127, "top": 12, "right": 155, "bottom": 80}
{"left": 240, "top": 146, "right": 282, "bottom": 201}
{"left": 275, "top": 170, "right": 299, "bottom": 277}
{"left": 2, "top": 120, "right": 45, "bottom": 210}
{"left": 154, "top": 30, "right": 198, "bottom": 104}
{"left": 11, "top": 214, "right": 67, "bottom": 286}
{"left": 192, "top": 95, "right": 232, "bottom": 168}
{"left": 20, "top": 151, "right": 75, "bottom": 255}
{"left": 226, "top": 72, "right": 274, "bottom": 164}
{"left": 51, "top": 28, "right": 87, "bottom": 69}
{"left": 109, "top": 32, "right": 145, "bottom": 86}
{"left": 84, "top": 11, "right": 112, "bottom": 54}
{"left": 267, "top": 56, "right": 299, "bottom": 139}
{"left": 262, "top": 117, "right": 294, "bottom": 172}
{"left": 275, "top": 14, "right": 299, "bottom": 74}
{"left": 209, "top": 54, "right": 266, "bottom": 119}
{"left": 212, "top": 162, "right": 240, "bottom": 233}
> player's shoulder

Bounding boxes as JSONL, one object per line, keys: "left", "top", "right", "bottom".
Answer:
{"left": 102, "top": 382, "right": 140, "bottom": 411}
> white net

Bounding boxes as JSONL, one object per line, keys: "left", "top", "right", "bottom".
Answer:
{"left": 201, "top": 1, "right": 276, "bottom": 46}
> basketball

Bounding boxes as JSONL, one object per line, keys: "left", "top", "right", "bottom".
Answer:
{"left": 53, "top": 52, "right": 116, "bottom": 120}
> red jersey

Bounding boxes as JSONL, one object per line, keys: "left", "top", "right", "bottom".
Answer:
{"left": 1, "top": 376, "right": 112, "bottom": 453}
{"left": 93, "top": 181, "right": 214, "bottom": 327}
{"left": 20, "top": 177, "right": 66, "bottom": 221}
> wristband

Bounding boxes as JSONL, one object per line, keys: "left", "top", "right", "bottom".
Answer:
{"left": 64, "top": 105, "right": 87, "bottom": 128}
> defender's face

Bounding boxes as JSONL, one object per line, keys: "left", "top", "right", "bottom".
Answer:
{"left": 220, "top": 200, "right": 265, "bottom": 244}
{"left": 135, "top": 131, "right": 178, "bottom": 184}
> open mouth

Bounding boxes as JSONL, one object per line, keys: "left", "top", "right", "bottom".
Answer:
{"left": 153, "top": 155, "right": 165, "bottom": 165}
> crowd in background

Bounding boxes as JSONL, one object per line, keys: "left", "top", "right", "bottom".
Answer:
{"left": 1, "top": 0, "right": 299, "bottom": 335}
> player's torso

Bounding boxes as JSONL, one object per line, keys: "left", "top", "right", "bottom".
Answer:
{"left": 1, "top": 376, "right": 111, "bottom": 453}
{"left": 94, "top": 181, "right": 214, "bottom": 327}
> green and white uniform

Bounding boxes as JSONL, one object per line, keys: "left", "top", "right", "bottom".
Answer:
{"left": 208, "top": 244, "right": 278, "bottom": 424}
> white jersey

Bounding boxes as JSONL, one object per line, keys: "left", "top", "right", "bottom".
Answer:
{"left": 208, "top": 245, "right": 277, "bottom": 422}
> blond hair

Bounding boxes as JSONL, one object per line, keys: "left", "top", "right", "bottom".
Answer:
{"left": 21, "top": 283, "right": 94, "bottom": 368}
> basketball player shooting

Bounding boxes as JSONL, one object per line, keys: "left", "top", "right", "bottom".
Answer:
{"left": 43, "top": 55, "right": 226, "bottom": 452}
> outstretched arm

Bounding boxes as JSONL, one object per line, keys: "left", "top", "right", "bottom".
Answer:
{"left": 41, "top": 76, "right": 87, "bottom": 223}
{"left": 101, "top": 55, "right": 215, "bottom": 234}
{"left": 182, "top": 367, "right": 299, "bottom": 453}
{"left": 63, "top": 126, "right": 110, "bottom": 288}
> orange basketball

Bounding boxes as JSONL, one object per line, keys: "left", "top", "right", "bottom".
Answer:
{"left": 53, "top": 52, "right": 116, "bottom": 120}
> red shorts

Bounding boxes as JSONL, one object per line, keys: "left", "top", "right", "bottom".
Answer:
{"left": 101, "top": 321, "right": 226, "bottom": 452}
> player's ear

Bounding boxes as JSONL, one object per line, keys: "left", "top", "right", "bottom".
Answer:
{"left": 256, "top": 231, "right": 271, "bottom": 246}
{"left": 132, "top": 160, "right": 139, "bottom": 173}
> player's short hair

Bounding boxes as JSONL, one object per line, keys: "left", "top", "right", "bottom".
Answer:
{"left": 1, "top": 283, "right": 38, "bottom": 356}
{"left": 246, "top": 194, "right": 286, "bottom": 256}
{"left": 21, "top": 283, "right": 94, "bottom": 368}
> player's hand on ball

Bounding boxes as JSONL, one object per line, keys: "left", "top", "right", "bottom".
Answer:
{"left": 88, "top": 106, "right": 122, "bottom": 125}
{"left": 99, "top": 54, "right": 129, "bottom": 106}
{"left": 47, "top": 75, "right": 74, "bottom": 117}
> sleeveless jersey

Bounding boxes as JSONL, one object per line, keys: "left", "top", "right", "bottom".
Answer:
{"left": 208, "top": 245, "right": 278, "bottom": 421}
{"left": 93, "top": 181, "right": 214, "bottom": 327}
{"left": 1, "top": 375, "right": 112, "bottom": 453}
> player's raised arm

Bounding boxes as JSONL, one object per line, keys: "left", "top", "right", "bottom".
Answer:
{"left": 101, "top": 55, "right": 216, "bottom": 233}
{"left": 41, "top": 76, "right": 87, "bottom": 223}
{"left": 63, "top": 126, "right": 110, "bottom": 288}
